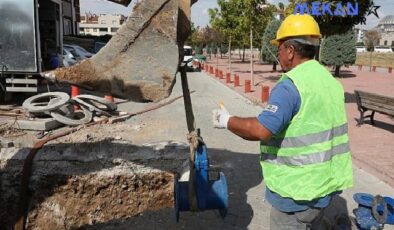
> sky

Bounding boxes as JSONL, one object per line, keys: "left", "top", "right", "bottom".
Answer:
{"left": 80, "top": 0, "right": 394, "bottom": 30}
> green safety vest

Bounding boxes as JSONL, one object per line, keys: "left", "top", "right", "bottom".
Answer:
{"left": 260, "top": 60, "right": 353, "bottom": 201}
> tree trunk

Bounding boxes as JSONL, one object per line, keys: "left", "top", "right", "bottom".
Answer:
{"left": 273, "top": 62, "right": 277, "bottom": 71}
{"left": 242, "top": 45, "right": 246, "bottom": 62}
{"left": 250, "top": 28, "right": 254, "bottom": 86}
{"left": 335, "top": 65, "right": 341, "bottom": 77}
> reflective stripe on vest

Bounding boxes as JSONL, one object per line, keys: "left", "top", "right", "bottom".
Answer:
{"left": 261, "top": 142, "right": 350, "bottom": 166}
{"left": 266, "top": 123, "right": 348, "bottom": 148}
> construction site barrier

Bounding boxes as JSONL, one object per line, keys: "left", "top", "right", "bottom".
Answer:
{"left": 226, "top": 73, "right": 231, "bottom": 84}
{"left": 245, "top": 80, "right": 251, "bottom": 93}
{"left": 261, "top": 86, "right": 270, "bottom": 103}
{"left": 234, "top": 75, "right": 240, "bottom": 87}
{"left": 71, "top": 86, "right": 80, "bottom": 110}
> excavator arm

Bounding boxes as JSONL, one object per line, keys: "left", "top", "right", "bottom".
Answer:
{"left": 44, "top": 0, "right": 197, "bottom": 102}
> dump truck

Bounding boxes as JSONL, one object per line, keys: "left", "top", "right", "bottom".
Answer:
{"left": 0, "top": 0, "right": 65, "bottom": 102}
{"left": 44, "top": 0, "right": 197, "bottom": 102}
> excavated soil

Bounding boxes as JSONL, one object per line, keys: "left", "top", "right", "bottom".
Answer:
{"left": 0, "top": 130, "right": 189, "bottom": 229}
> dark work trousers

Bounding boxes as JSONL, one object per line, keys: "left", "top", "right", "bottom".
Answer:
{"left": 270, "top": 206, "right": 330, "bottom": 230}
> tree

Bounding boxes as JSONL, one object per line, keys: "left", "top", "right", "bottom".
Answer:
{"left": 208, "top": 0, "right": 276, "bottom": 84}
{"left": 285, "top": 0, "right": 378, "bottom": 36}
{"left": 320, "top": 30, "right": 357, "bottom": 77}
{"left": 194, "top": 44, "right": 203, "bottom": 55}
{"left": 261, "top": 19, "right": 281, "bottom": 71}
{"left": 220, "top": 44, "right": 229, "bottom": 57}
{"left": 209, "top": 0, "right": 242, "bottom": 73}
{"left": 278, "top": 2, "right": 285, "bottom": 10}
{"left": 212, "top": 43, "right": 218, "bottom": 57}
{"left": 364, "top": 30, "right": 381, "bottom": 52}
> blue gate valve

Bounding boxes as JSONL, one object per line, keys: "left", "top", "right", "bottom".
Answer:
{"left": 174, "top": 141, "right": 228, "bottom": 221}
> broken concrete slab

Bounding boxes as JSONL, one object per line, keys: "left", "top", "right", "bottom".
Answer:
{"left": 0, "top": 140, "right": 188, "bottom": 229}
{"left": 0, "top": 138, "right": 14, "bottom": 148}
{"left": 11, "top": 118, "right": 64, "bottom": 131}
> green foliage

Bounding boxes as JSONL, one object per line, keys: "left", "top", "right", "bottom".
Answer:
{"left": 212, "top": 43, "right": 218, "bottom": 55}
{"left": 285, "top": 0, "right": 377, "bottom": 36}
{"left": 207, "top": 43, "right": 212, "bottom": 55}
{"left": 364, "top": 30, "right": 381, "bottom": 52}
{"left": 208, "top": 0, "right": 276, "bottom": 50}
{"left": 356, "top": 41, "right": 365, "bottom": 46}
{"left": 194, "top": 44, "right": 203, "bottom": 55}
{"left": 278, "top": 2, "right": 285, "bottom": 10}
{"left": 220, "top": 44, "right": 229, "bottom": 55}
{"left": 261, "top": 19, "right": 281, "bottom": 63}
{"left": 320, "top": 30, "right": 357, "bottom": 68}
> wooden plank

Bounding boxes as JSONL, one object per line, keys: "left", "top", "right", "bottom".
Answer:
{"left": 361, "top": 104, "right": 394, "bottom": 116}
{"left": 361, "top": 99, "right": 394, "bottom": 111}
{"left": 357, "top": 90, "right": 394, "bottom": 101}
{"left": 359, "top": 96, "right": 394, "bottom": 107}
{"left": 5, "top": 79, "right": 37, "bottom": 84}
{"left": 355, "top": 90, "right": 394, "bottom": 116}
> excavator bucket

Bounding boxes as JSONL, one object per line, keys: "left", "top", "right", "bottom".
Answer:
{"left": 45, "top": 0, "right": 197, "bottom": 102}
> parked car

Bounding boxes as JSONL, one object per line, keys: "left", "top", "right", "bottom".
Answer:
{"left": 64, "top": 44, "right": 93, "bottom": 61}
{"left": 63, "top": 48, "right": 77, "bottom": 67}
{"left": 183, "top": 45, "right": 194, "bottom": 70}
{"left": 193, "top": 54, "right": 206, "bottom": 62}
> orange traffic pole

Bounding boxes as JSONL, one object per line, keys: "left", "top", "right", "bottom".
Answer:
{"left": 234, "top": 74, "right": 240, "bottom": 87}
{"left": 105, "top": 95, "right": 114, "bottom": 102}
{"left": 245, "top": 80, "right": 251, "bottom": 93}
{"left": 261, "top": 86, "right": 270, "bottom": 103}
{"left": 226, "top": 72, "right": 231, "bottom": 84}
{"left": 71, "top": 85, "right": 80, "bottom": 110}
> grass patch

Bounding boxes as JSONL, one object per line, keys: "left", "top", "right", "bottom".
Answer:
{"left": 356, "top": 52, "right": 394, "bottom": 68}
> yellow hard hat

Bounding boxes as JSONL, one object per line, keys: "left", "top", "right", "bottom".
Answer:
{"left": 271, "top": 14, "right": 321, "bottom": 46}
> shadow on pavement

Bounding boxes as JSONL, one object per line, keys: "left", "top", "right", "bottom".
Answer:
{"left": 79, "top": 147, "right": 263, "bottom": 230}
{"left": 331, "top": 70, "right": 357, "bottom": 79}
{"left": 354, "top": 118, "right": 394, "bottom": 133}
{"left": 345, "top": 92, "right": 356, "bottom": 104}
{"left": 323, "top": 195, "right": 354, "bottom": 229}
{"left": 1, "top": 142, "right": 262, "bottom": 229}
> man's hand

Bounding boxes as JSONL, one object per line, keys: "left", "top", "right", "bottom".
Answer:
{"left": 212, "top": 105, "right": 232, "bottom": 129}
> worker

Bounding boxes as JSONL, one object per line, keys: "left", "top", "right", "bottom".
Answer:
{"left": 212, "top": 14, "right": 353, "bottom": 229}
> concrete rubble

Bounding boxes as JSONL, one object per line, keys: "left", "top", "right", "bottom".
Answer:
{"left": 0, "top": 140, "right": 189, "bottom": 229}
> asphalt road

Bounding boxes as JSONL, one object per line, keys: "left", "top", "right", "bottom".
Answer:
{"left": 97, "top": 71, "right": 394, "bottom": 230}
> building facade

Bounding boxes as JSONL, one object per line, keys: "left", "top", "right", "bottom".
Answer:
{"left": 376, "top": 15, "right": 394, "bottom": 46}
{"left": 353, "top": 27, "right": 365, "bottom": 43}
{"left": 79, "top": 14, "right": 126, "bottom": 36}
